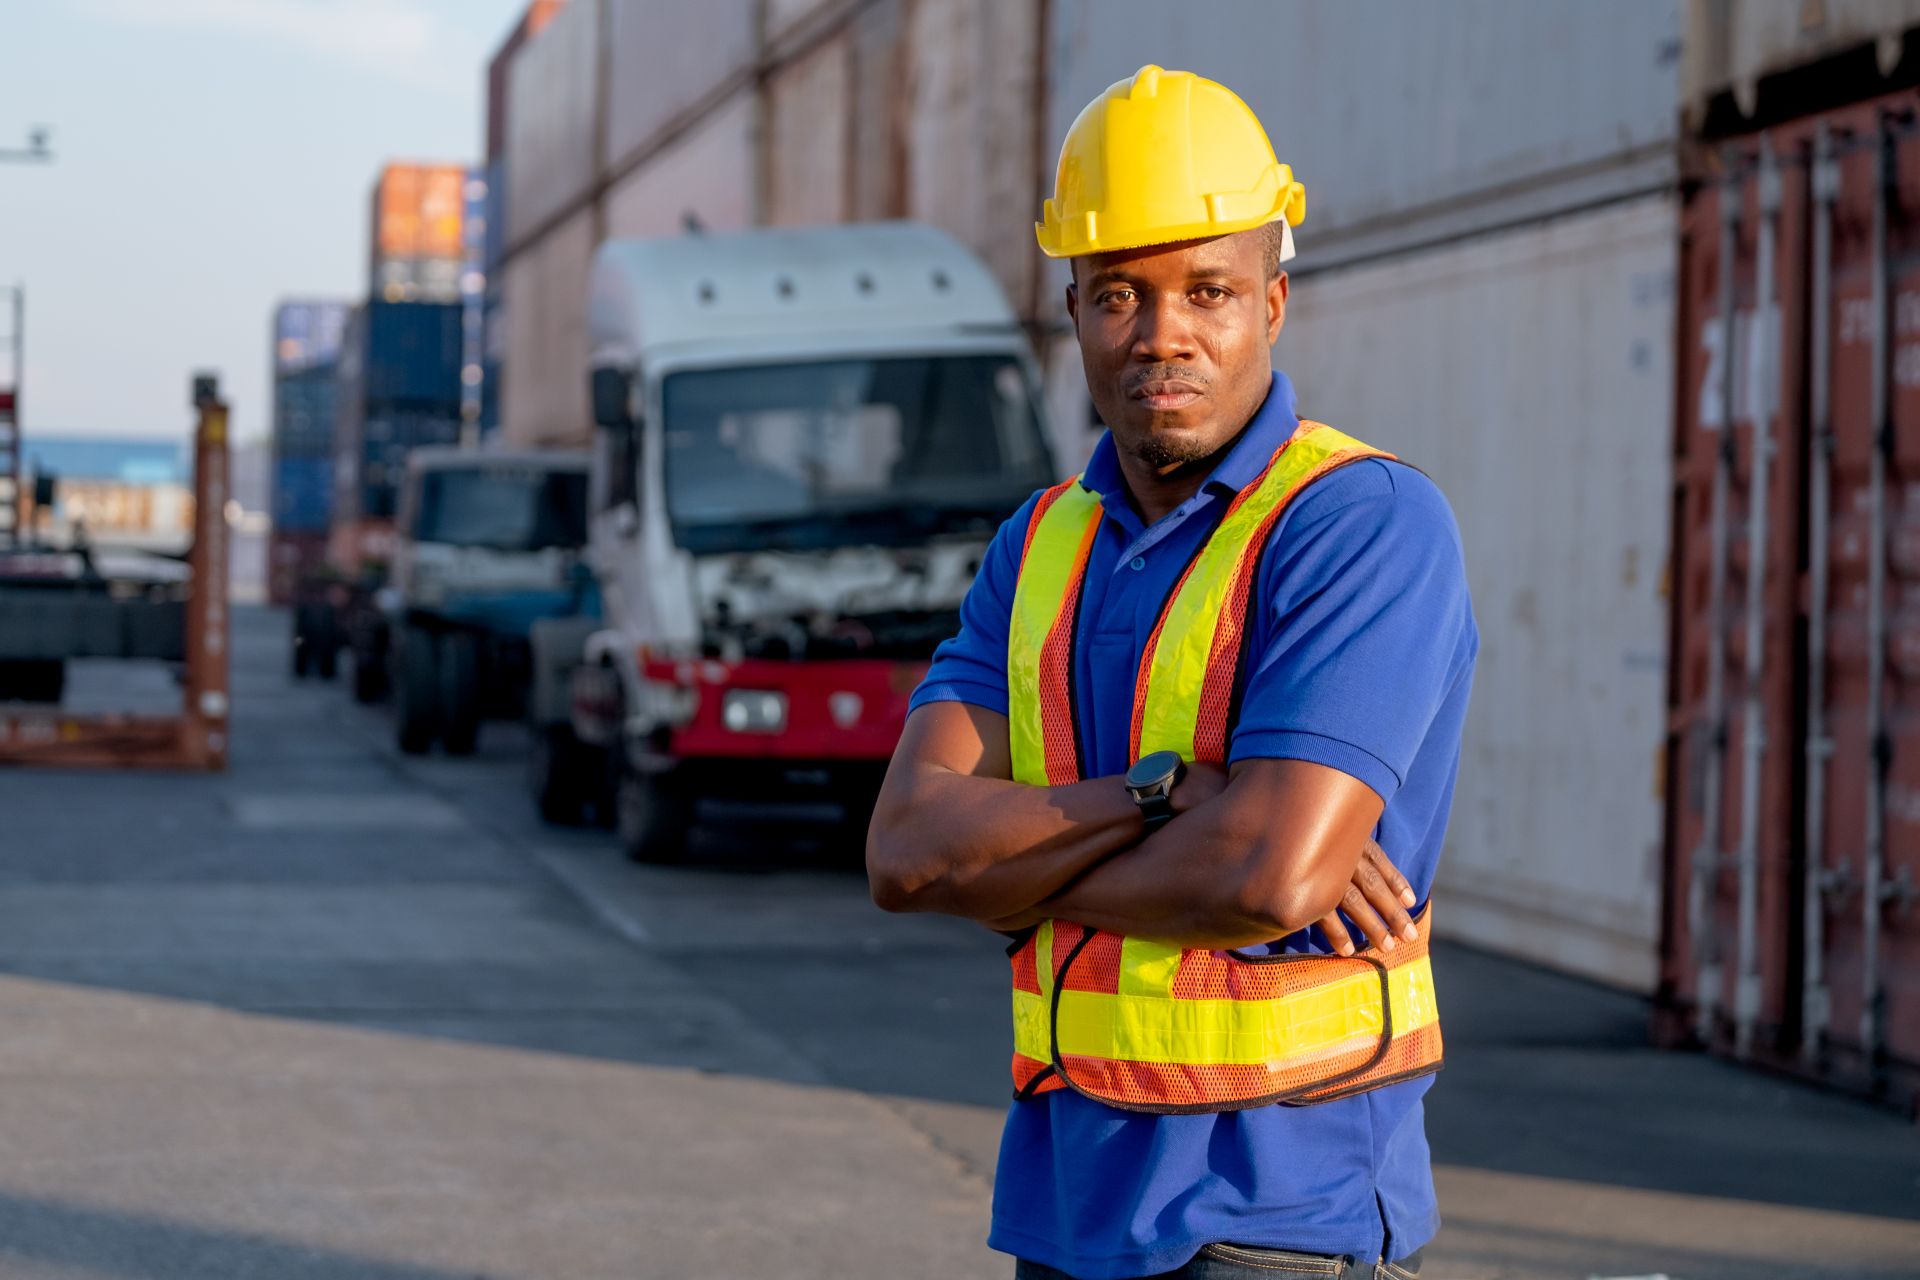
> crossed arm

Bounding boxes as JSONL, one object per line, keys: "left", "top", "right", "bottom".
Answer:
{"left": 865, "top": 701, "right": 1419, "bottom": 952}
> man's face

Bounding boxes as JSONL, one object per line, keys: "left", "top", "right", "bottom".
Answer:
{"left": 1067, "top": 228, "right": 1287, "bottom": 470}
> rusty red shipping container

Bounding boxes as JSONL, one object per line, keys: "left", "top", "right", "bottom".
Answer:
{"left": 1665, "top": 86, "right": 1920, "bottom": 1113}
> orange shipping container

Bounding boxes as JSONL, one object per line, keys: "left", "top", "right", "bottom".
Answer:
{"left": 372, "top": 163, "right": 468, "bottom": 264}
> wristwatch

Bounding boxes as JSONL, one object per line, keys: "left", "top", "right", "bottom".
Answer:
{"left": 1124, "top": 750, "right": 1187, "bottom": 833}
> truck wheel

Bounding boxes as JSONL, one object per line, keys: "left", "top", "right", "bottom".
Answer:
{"left": 291, "top": 604, "right": 323, "bottom": 680}
{"left": 438, "top": 630, "right": 481, "bottom": 757}
{"left": 618, "top": 766, "right": 690, "bottom": 864}
{"left": 394, "top": 627, "right": 439, "bottom": 755}
{"left": 528, "top": 723, "right": 593, "bottom": 826}
{"left": 291, "top": 612, "right": 311, "bottom": 679}
{"left": 0, "top": 660, "right": 64, "bottom": 704}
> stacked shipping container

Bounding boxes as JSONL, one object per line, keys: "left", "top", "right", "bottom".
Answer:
{"left": 369, "top": 164, "right": 472, "bottom": 305}
{"left": 268, "top": 301, "right": 348, "bottom": 605}
{"left": 330, "top": 300, "right": 465, "bottom": 572}
{"left": 494, "top": 0, "right": 1050, "bottom": 449}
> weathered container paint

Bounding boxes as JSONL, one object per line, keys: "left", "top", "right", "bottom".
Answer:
{"left": 1665, "top": 89, "right": 1920, "bottom": 1112}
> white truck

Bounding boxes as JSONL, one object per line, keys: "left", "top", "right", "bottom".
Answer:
{"left": 526, "top": 222, "right": 1057, "bottom": 855}
{"left": 382, "top": 447, "right": 591, "bottom": 756}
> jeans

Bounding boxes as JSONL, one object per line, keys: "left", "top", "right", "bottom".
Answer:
{"left": 1015, "top": 1245, "right": 1422, "bottom": 1280}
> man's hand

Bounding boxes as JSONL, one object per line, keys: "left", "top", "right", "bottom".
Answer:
{"left": 1316, "top": 840, "right": 1420, "bottom": 956}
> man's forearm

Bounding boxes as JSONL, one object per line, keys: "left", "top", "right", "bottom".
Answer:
{"left": 1039, "top": 762, "right": 1375, "bottom": 949}
{"left": 867, "top": 768, "right": 1144, "bottom": 920}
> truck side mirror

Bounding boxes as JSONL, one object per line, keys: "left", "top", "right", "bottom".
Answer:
{"left": 592, "top": 367, "right": 632, "bottom": 430}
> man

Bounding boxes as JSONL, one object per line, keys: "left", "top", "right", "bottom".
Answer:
{"left": 867, "top": 65, "right": 1476, "bottom": 1280}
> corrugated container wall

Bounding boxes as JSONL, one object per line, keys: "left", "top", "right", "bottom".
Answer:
{"left": 1664, "top": 87, "right": 1920, "bottom": 1112}
{"left": 1684, "top": 0, "right": 1920, "bottom": 129}
{"left": 1048, "top": 0, "right": 1682, "bottom": 275}
{"left": 504, "top": 0, "right": 601, "bottom": 250}
{"left": 495, "top": 0, "right": 1049, "bottom": 451}
{"left": 488, "top": 0, "right": 566, "bottom": 162}
{"left": 1283, "top": 198, "right": 1679, "bottom": 990}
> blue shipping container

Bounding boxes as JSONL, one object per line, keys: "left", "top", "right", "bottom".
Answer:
{"left": 362, "top": 302, "right": 463, "bottom": 405}
{"left": 272, "top": 456, "right": 333, "bottom": 534}
{"left": 274, "top": 301, "right": 350, "bottom": 374}
{"left": 273, "top": 364, "right": 338, "bottom": 459}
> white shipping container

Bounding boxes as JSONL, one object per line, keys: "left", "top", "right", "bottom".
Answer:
{"left": 767, "top": 34, "right": 853, "bottom": 226}
{"left": 603, "top": 0, "right": 757, "bottom": 170}
{"left": 505, "top": 0, "right": 602, "bottom": 247}
{"left": 1047, "top": 0, "right": 1680, "bottom": 274}
{"left": 901, "top": 0, "right": 1043, "bottom": 321}
{"left": 1278, "top": 194, "right": 1678, "bottom": 991}
{"left": 604, "top": 89, "right": 757, "bottom": 240}
{"left": 501, "top": 204, "right": 597, "bottom": 449}
{"left": 1683, "top": 0, "right": 1920, "bottom": 124}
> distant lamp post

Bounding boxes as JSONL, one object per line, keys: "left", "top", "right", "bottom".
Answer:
{"left": 0, "top": 126, "right": 53, "bottom": 163}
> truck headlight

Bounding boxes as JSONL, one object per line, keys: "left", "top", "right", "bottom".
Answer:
{"left": 721, "top": 689, "right": 787, "bottom": 734}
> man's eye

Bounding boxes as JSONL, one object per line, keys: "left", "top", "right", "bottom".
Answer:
{"left": 1101, "top": 289, "right": 1135, "bottom": 305}
{"left": 1195, "top": 285, "right": 1229, "bottom": 302}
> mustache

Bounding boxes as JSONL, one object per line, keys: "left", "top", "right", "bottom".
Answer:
{"left": 1125, "top": 365, "right": 1210, "bottom": 394}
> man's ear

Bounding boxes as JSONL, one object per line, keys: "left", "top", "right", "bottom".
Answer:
{"left": 1267, "top": 271, "right": 1289, "bottom": 345}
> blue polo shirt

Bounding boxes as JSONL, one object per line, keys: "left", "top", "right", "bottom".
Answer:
{"left": 908, "top": 372, "right": 1477, "bottom": 1277}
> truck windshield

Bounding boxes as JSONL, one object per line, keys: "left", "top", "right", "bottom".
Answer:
{"left": 413, "top": 467, "right": 588, "bottom": 551}
{"left": 661, "top": 355, "right": 1054, "bottom": 553}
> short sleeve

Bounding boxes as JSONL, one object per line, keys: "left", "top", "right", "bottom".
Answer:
{"left": 1229, "top": 460, "right": 1477, "bottom": 802}
{"left": 907, "top": 490, "right": 1043, "bottom": 718}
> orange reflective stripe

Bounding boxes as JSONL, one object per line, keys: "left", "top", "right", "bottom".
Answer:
{"left": 1037, "top": 513, "right": 1100, "bottom": 786}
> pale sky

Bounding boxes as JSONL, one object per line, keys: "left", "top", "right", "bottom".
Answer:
{"left": 1, "top": 0, "right": 529, "bottom": 444}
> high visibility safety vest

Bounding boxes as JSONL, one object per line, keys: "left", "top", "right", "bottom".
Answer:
{"left": 1004, "top": 420, "right": 1444, "bottom": 1112}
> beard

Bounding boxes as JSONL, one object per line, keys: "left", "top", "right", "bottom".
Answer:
{"left": 1127, "top": 426, "right": 1219, "bottom": 470}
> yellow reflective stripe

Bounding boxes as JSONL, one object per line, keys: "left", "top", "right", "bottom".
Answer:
{"left": 1117, "top": 935, "right": 1183, "bottom": 997}
{"left": 1133, "top": 423, "right": 1380, "bottom": 761}
{"left": 1007, "top": 484, "right": 1102, "bottom": 786}
{"left": 1011, "top": 922, "right": 1057, "bottom": 1062}
{"left": 1054, "top": 953, "right": 1438, "bottom": 1067}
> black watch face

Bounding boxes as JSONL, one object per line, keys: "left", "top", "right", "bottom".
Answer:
{"left": 1126, "top": 750, "right": 1184, "bottom": 792}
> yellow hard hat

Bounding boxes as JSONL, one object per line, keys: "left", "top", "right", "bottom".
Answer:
{"left": 1036, "top": 64, "right": 1305, "bottom": 261}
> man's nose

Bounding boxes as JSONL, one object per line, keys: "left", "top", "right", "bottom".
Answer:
{"left": 1130, "top": 294, "right": 1197, "bottom": 363}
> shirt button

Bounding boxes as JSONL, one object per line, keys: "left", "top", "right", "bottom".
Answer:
{"left": 1130, "top": 556, "right": 1147, "bottom": 572}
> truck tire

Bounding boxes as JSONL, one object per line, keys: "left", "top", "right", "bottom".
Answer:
{"left": 618, "top": 765, "right": 690, "bottom": 864}
{"left": 438, "top": 630, "right": 481, "bottom": 757}
{"left": 291, "top": 603, "right": 327, "bottom": 680}
{"left": 0, "top": 660, "right": 65, "bottom": 704}
{"left": 528, "top": 722, "right": 595, "bottom": 826}
{"left": 394, "top": 626, "right": 439, "bottom": 755}
{"left": 291, "top": 614, "right": 311, "bottom": 679}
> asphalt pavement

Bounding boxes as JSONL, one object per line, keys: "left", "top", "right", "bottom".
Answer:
{"left": 0, "top": 605, "right": 1913, "bottom": 1280}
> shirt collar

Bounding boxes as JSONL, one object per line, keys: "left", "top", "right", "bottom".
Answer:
{"left": 1079, "top": 370, "right": 1300, "bottom": 505}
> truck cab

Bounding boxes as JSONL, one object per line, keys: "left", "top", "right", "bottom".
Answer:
{"left": 385, "top": 446, "right": 590, "bottom": 756}
{"left": 529, "top": 222, "right": 1055, "bottom": 857}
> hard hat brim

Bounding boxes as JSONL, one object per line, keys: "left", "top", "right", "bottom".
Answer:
{"left": 1035, "top": 214, "right": 1295, "bottom": 263}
